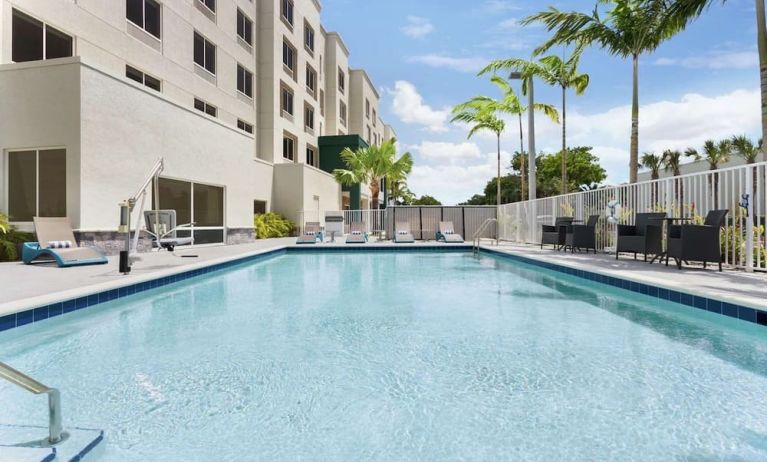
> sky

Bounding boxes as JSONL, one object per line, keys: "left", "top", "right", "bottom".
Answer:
{"left": 320, "top": 0, "right": 762, "bottom": 205}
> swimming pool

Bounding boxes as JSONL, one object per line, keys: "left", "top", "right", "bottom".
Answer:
{"left": 1, "top": 251, "right": 767, "bottom": 461}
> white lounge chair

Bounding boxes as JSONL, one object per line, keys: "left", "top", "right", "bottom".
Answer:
{"left": 144, "top": 210, "right": 194, "bottom": 251}
{"left": 436, "top": 221, "right": 464, "bottom": 243}
{"left": 394, "top": 222, "right": 415, "bottom": 243}
{"left": 296, "top": 222, "right": 323, "bottom": 244}
{"left": 346, "top": 222, "right": 368, "bottom": 244}
{"left": 23, "top": 217, "right": 107, "bottom": 267}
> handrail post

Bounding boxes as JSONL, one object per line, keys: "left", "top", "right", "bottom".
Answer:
{"left": 0, "top": 362, "right": 64, "bottom": 445}
{"left": 48, "top": 388, "right": 63, "bottom": 444}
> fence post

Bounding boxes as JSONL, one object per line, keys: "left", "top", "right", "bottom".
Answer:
{"left": 746, "top": 167, "right": 755, "bottom": 273}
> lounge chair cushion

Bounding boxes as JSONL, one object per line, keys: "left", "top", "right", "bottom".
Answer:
{"left": 397, "top": 230, "right": 408, "bottom": 235}
{"left": 351, "top": 231, "right": 362, "bottom": 235}
{"left": 47, "top": 240, "right": 73, "bottom": 249}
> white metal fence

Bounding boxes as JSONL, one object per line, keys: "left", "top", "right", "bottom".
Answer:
{"left": 498, "top": 161, "right": 767, "bottom": 271}
{"left": 297, "top": 210, "right": 387, "bottom": 237}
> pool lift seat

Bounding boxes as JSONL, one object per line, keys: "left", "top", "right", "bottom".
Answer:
{"left": 144, "top": 210, "right": 194, "bottom": 251}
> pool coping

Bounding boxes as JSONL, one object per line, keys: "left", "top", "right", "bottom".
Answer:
{"left": 479, "top": 247, "right": 767, "bottom": 328}
{"left": 0, "top": 244, "right": 764, "bottom": 333}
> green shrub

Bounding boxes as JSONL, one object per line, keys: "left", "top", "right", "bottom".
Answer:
{"left": 254, "top": 213, "right": 294, "bottom": 239}
{"left": 0, "top": 213, "right": 32, "bottom": 262}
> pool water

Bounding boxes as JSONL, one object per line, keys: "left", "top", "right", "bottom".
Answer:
{"left": 1, "top": 252, "right": 767, "bottom": 461}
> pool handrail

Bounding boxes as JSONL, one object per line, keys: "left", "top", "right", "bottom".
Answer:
{"left": 473, "top": 218, "right": 498, "bottom": 254}
{"left": 0, "top": 361, "right": 64, "bottom": 445}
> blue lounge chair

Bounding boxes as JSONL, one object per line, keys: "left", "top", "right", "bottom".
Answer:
{"left": 23, "top": 217, "right": 107, "bottom": 267}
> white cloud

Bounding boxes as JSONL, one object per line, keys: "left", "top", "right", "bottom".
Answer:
{"left": 389, "top": 80, "right": 451, "bottom": 133}
{"left": 497, "top": 18, "right": 521, "bottom": 29}
{"left": 407, "top": 54, "right": 488, "bottom": 73}
{"left": 478, "top": 0, "right": 522, "bottom": 13}
{"left": 408, "top": 141, "right": 483, "bottom": 164}
{"left": 653, "top": 51, "right": 757, "bottom": 70}
{"left": 401, "top": 16, "right": 434, "bottom": 38}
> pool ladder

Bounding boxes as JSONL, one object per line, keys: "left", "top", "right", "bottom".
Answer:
{"left": 472, "top": 218, "right": 498, "bottom": 255}
{"left": 0, "top": 361, "right": 64, "bottom": 445}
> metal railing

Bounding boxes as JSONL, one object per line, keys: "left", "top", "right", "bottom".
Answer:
{"left": 297, "top": 210, "right": 387, "bottom": 238}
{"left": 473, "top": 218, "right": 497, "bottom": 255}
{"left": 497, "top": 161, "right": 766, "bottom": 272}
{"left": 0, "top": 361, "right": 64, "bottom": 445}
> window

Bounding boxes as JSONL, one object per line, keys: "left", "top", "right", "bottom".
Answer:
{"left": 280, "top": 84, "right": 294, "bottom": 116}
{"left": 12, "top": 9, "right": 73, "bottom": 63}
{"left": 304, "top": 22, "right": 315, "bottom": 53}
{"left": 304, "top": 104, "right": 315, "bottom": 130}
{"left": 367, "top": 126, "right": 372, "bottom": 144}
{"left": 338, "top": 68, "right": 345, "bottom": 93}
{"left": 365, "top": 99, "right": 370, "bottom": 119}
{"left": 238, "top": 119, "right": 253, "bottom": 134}
{"left": 237, "top": 64, "right": 253, "bottom": 97}
{"left": 282, "top": 133, "right": 296, "bottom": 161}
{"left": 305, "top": 65, "right": 317, "bottom": 96}
{"left": 339, "top": 101, "right": 347, "bottom": 126}
{"left": 126, "top": 65, "right": 161, "bottom": 91}
{"left": 8, "top": 149, "right": 66, "bottom": 221}
{"left": 281, "top": 0, "right": 294, "bottom": 27}
{"left": 306, "top": 146, "right": 318, "bottom": 168}
{"left": 198, "top": 0, "right": 215, "bottom": 13}
{"left": 194, "top": 98, "right": 217, "bottom": 117}
{"left": 373, "top": 109, "right": 377, "bottom": 126}
{"left": 319, "top": 89, "right": 325, "bottom": 116}
{"left": 154, "top": 178, "right": 225, "bottom": 244}
{"left": 126, "top": 0, "right": 161, "bottom": 39}
{"left": 282, "top": 39, "right": 296, "bottom": 78}
{"left": 254, "top": 200, "right": 267, "bottom": 214}
{"left": 194, "top": 32, "right": 216, "bottom": 75}
{"left": 236, "top": 10, "right": 253, "bottom": 46}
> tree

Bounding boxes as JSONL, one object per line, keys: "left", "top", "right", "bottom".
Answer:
{"left": 451, "top": 103, "right": 505, "bottom": 211}
{"left": 333, "top": 138, "right": 413, "bottom": 210}
{"left": 663, "top": 148, "right": 685, "bottom": 204}
{"left": 390, "top": 181, "right": 416, "bottom": 205}
{"left": 481, "top": 46, "right": 588, "bottom": 194}
{"left": 525, "top": 0, "right": 685, "bottom": 183}
{"left": 731, "top": 135, "right": 761, "bottom": 164}
{"left": 535, "top": 146, "right": 607, "bottom": 196}
{"left": 668, "top": 0, "right": 767, "bottom": 160}
{"left": 412, "top": 195, "right": 442, "bottom": 206}
{"left": 685, "top": 139, "right": 732, "bottom": 207}
{"left": 640, "top": 152, "right": 663, "bottom": 180}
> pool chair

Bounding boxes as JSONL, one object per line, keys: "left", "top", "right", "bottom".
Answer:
{"left": 564, "top": 215, "right": 600, "bottom": 253}
{"left": 616, "top": 212, "right": 665, "bottom": 261}
{"left": 667, "top": 209, "right": 728, "bottom": 271}
{"left": 394, "top": 222, "right": 415, "bottom": 243}
{"left": 540, "top": 217, "right": 573, "bottom": 250}
{"left": 436, "top": 221, "right": 464, "bottom": 243}
{"left": 144, "top": 210, "right": 194, "bottom": 252}
{"left": 22, "top": 217, "right": 108, "bottom": 267}
{"left": 346, "top": 222, "right": 368, "bottom": 244}
{"left": 296, "top": 222, "right": 323, "bottom": 244}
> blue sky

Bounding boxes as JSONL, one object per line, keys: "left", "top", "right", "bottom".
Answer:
{"left": 321, "top": 0, "right": 761, "bottom": 204}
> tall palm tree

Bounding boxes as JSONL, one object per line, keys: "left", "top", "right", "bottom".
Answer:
{"left": 731, "top": 135, "right": 761, "bottom": 164}
{"left": 333, "top": 138, "right": 413, "bottom": 210}
{"left": 451, "top": 105, "right": 505, "bottom": 212}
{"left": 480, "top": 47, "right": 587, "bottom": 194}
{"left": 524, "top": 0, "right": 685, "bottom": 184}
{"left": 686, "top": 139, "right": 732, "bottom": 208}
{"left": 662, "top": 149, "right": 684, "bottom": 204}
{"left": 669, "top": 0, "right": 767, "bottom": 160}
{"left": 641, "top": 152, "right": 663, "bottom": 204}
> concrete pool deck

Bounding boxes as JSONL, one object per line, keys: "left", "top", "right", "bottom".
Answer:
{"left": 1, "top": 238, "right": 765, "bottom": 318}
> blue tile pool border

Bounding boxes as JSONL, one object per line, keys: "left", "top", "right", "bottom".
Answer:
{"left": 479, "top": 247, "right": 767, "bottom": 328}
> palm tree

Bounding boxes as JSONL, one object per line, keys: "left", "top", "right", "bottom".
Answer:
{"left": 524, "top": 0, "right": 685, "bottom": 184}
{"left": 732, "top": 135, "right": 761, "bottom": 164}
{"left": 450, "top": 105, "right": 505, "bottom": 212}
{"left": 333, "top": 138, "right": 413, "bottom": 210}
{"left": 686, "top": 139, "right": 732, "bottom": 208}
{"left": 669, "top": 0, "right": 767, "bottom": 160}
{"left": 641, "top": 152, "right": 663, "bottom": 204}
{"left": 662, "top": 149, "right": 684, "bottom": 204}
{"left": 480, "top": 47, "right": 587, "bottom": 194}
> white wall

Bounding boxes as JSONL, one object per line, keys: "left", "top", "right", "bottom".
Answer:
{"left": 272, "top": 162, "right": 340, "bottom": 224}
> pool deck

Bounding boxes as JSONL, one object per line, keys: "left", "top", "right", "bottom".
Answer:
{"left": 1, "top": 238, "right": 765, "bottom": 318}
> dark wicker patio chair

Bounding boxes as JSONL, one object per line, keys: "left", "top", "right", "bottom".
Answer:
{"left": 565, "top": 215, "right": 600, "bottom": 253}
{"left": 616, "top": 212, "right": 666, "bottom": 261}
{"left": 667, "top": 209, "right": 729, "bottom": 271}
{"left": 541, "top": 217, "right": 573, "bottom": 250}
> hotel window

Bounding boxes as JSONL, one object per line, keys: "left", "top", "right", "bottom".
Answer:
{"left": 126, "top": 0, "right": 161, "bottom": 39}
{"left": 338, "top": 68, "right": 345, "bottom": 94}
{"left": 12, "top": 9, "right": 73, "bottom": 63}
{"left": 281, "top": 0, "right": 294, "bottom": 27}
{"left": 305, "top": 65, "right": 317, "bottom": 97}
{"left": 194, "top": 98, "right": 217, "bottom": 117}
{"left": 339, "top": 101, "right": 347, "bottom": 126}
{"left": 282, "top": 39, "right": 296, "bottom": 79}
{"left": 306, "top": 145, "right": 318, "bottom": 168}
{"left": 198, "top": 0, "right": 215, "bottom": 13}
{"left": 126, "top": 65, "right": 161, "bottom": 91}
{"left": 304, "top": 104, "right": 315, "bottom": 130}
{"left": 254, "top": 200, "right": 267, "bottom": 214}
{"left": 8, "top": 149, "right": 67, "bottom": 221}
{"left": 365, "top": 99, "right": 370, "bottom": 119}
{"left": 236, "top": 10, "right": 253, "bottom": 46}
{"left": 282, "top": 133, "right": 296, "bottom": 161}
{"left": 304, "top": 22, "right": 315, "bottom": 53}
{"left": 280, "top": 84, "right": 294, "bottom": 117}
{"left": 367, "top": 126, "right": 371, "bottom": 144}
{"left": 373, "top": 109, "right": 377, "bottom": 126}
{"left": 319, "top": 89, "right": 325, "bottom": 116}
{"left": 237, "top": 119, "right": 253, "bottom": 134}
{"left": 153, "top": 178, "right": 225, "bottom": 244}
{"left": 194, "top": 32, "right": 216, "bottom": 75}
{"left": 237, "top": 64, "right": 253, "bottom": 98}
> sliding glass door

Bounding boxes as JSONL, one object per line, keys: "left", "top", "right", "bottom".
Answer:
{"left": 154, "top": 177, "right": 225, "bottom": 244}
